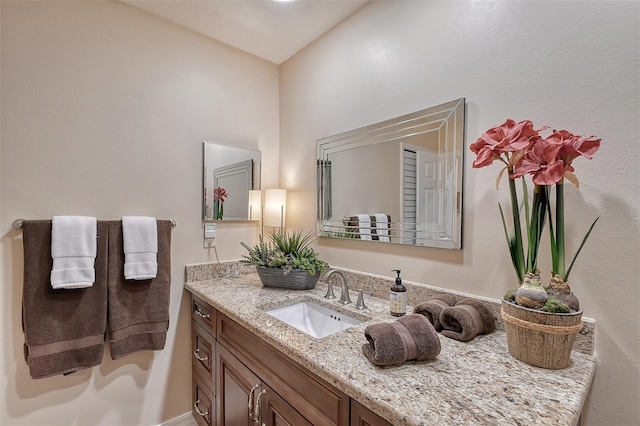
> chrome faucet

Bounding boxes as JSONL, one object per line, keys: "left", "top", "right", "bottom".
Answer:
{"left": 323, "top": 269, "right": 352, "bottom": 305}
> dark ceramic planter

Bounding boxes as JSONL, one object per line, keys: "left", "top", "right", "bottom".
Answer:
{"left": 256, "top": 266, "right": 320, "bottom": 290}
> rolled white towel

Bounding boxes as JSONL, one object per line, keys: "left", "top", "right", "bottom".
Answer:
{"left": 122, "top": 216, "right": 158, "bottom": 280}
{"left": 356, "top": 214, "right": 372, "bottom": 240}
{"left": 50, "top": 216, "right": 97, "bottom": 289}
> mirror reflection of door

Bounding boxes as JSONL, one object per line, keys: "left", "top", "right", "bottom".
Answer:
{"left": 403, "top": 145, "right": 443, "bottom": 245}
{"left": 417, "top": 149, "right": 443, "bottom": 242}
{"left": 401, "top": 148, "right": 417, "bottom": 245}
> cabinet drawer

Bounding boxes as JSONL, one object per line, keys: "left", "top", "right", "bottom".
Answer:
{"left": 192, "top": 321, "right": 216, "bottom": 394}
{"left": 192, "top": 295, "right": 216, "bottom": 335}
{"left": 217, "top": 313, "right": 349, "bottom": 426}
{"left": 193, "top": 370, "right": 215, "bottom": 426}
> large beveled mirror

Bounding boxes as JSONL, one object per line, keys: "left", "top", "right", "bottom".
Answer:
{"left": 203, "top": 141, "right": 261, "bottom": 221}
{"left": 317, "top": 98, "right": 465, "bottom": 249}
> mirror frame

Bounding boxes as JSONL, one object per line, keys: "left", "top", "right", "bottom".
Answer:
{"left": 316, "top": 98, "right": 465, "bottom": 249}
{"left": 202, "top": 141, "right": 261, "bottom": 222}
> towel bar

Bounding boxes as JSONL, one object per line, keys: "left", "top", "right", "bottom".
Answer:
{"left": 13, "top": 218, "right": 177, "bottom": 230}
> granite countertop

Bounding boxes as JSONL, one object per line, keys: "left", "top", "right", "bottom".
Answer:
{"left": 185, "top": 273, "right": 596, "bottom": 426}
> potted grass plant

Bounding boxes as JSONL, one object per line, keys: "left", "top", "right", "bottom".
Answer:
{"left": 241, "top": 230, "right": 329, "bottom": 290}
{"left": 470, "top": 119, "right": 600, "bottom": 369}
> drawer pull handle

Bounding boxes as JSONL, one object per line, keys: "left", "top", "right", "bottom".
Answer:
{"left": 253, "top": 389, "right": 267, "bottom": 422}
{"left": 248, "top": 384, "right": 260, "bottom": 419}
{"left": 193, "top": 400, "right": 209, "bottom": 417}
{"left": 195, "top": 308, "right": 210, "bottom": 319}
{"left": 193, "top": 348, "right": 208, "bottom": 362}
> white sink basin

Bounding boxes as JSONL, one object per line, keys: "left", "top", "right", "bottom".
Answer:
{"left": 266, "top": 301, "right": 363, "bottom": 339}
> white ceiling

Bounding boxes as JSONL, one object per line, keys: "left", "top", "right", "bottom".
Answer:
{"left": 121, "top": 0, "right": 370, "bottom": 65}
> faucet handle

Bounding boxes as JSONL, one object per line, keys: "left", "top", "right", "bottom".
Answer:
{"left": 355, "top": 289, "right": 372, "bottom": 310}
{"left": 324, "top": 281, "right": 336, "bottom": 299}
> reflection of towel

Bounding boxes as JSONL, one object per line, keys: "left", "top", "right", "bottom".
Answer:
{"left": 356, "top": 214, "right": 372, "bottom": 240}
{"left": 413, "top": 294, "right": 457, "bottom": 331}
{"left": 371, "top": 213, "right": 391, "bottom": 242}
{"left": 50, "top": 216, "right": 97, "bottom": 289}
{"left": 122, "top": 216, "right": 158, "bottom": 280}
{"left": 22, "top": 220, "right": 108, "bottom": 379}
{"left": 362, "top": 314, "right": 441, "bottom": 366}
{"left": 108, "top": 220, "right": 171, "bottom": 360}
{"left": 440, "top": 298, "right": 496, "bottom": 342}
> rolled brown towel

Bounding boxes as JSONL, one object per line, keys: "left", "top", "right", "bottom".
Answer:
{"left": 362, "top": 314, "right": 441, "bottom": 366}
{"left": 413, "top": 294, "right": 457, "bottom": 331}
{"left": 440, "top": 298, "right": 496, "bottom": 342}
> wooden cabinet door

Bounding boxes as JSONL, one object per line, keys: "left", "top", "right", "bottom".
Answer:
{"left": 350, "top": 400, "right": 392, "bottom": 426}
{"left": 217, "top": 343, "right": 261, "bottom": 426}
{"left": 260, "top": 383, "right": 312, "bottom": 426}
{"left": 217, "top": 312, "right": 349, "bottom": 425}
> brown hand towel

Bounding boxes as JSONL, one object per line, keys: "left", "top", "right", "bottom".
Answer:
{"left": 362, "top": 314, "right": 441, "bottom": 366}
{"left": 107, "top": 220, "right": 171, "bottom": 360}
{"left": 413, "top": 294, "right": 457, "bottom": 331}
{"left": 439, "top": 298, "right": 496, "bottom": 342}
{"left": 22, "top": 220, "right": 108, "bottom": 379}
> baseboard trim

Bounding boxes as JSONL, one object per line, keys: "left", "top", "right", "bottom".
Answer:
{"left": 159, "top": 412, "right": 197, "bottom": 426}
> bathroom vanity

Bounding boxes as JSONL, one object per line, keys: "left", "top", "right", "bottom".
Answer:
{"left": 185, "top": 266, "right": 596, "bottom": 426}
{"left": 190, "top": 292, "right": 358, "bottom": 426}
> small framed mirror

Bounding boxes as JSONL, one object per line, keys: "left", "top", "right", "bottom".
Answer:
{"left": 317, "top": 98, "right": 465, "bottom": 249}
{"left": 203, "top": 141, "right": 261, "bottom": 221}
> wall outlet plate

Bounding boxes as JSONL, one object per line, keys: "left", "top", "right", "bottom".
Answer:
{"left": 204, "top": 222, "right": 216, "bottom": 238}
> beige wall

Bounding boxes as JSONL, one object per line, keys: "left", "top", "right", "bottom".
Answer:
{"left": 280, "top": 1, "right": 639, "bottom": 426}
{"left": 1, "top": 1, "right": 278, "bottom": 425}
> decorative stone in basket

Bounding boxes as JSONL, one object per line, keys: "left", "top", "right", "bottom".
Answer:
{"left": 241, "top": 230, "right": 328, "bottom": 290}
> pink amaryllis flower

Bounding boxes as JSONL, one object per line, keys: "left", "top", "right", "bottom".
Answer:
{"left": 470, "top": 118, "right": 601, "bottom": 302}
{"left": 512, "top": 138, "right": 565, "bottom": 185}
{"left": 546, "top": 130, "right": 601, "bottom": 185}
{"left": 213, "top": 187, "right": 228, "bottom": 202}
{"left": 514, "top": 130, "right": 601, "bottom": 187}
{"left": 470, "top": 119, "right": 541, "bottom": 169}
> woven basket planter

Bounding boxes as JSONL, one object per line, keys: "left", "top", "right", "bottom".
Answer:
{"left": 501, "top": 299, "right": 583, "bottom": 370}
{"left": 256, "top": 266, "right": 320, "bottom": 290}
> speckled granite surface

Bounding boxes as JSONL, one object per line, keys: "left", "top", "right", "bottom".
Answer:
{"left": 184, "top": 263, "right": 597, "bottom": 426}
{"left": 185, "top": 262, "right": 595, "bottom": 355}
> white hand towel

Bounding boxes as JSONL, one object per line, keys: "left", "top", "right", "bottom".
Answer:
{"left": 356, "top": 214, "right": 372, "bottom": 240}
{"left": 373, "top": 213, "right": 391, "bottom": 242}
{"left": 122, "top": 216, "right": 158, "bottom": 280}
{"left": 50, "top": 216, "right": 97, "bottom": 289}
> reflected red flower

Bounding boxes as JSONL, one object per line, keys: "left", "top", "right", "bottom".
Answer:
{"left": 214, "top": 187, "right": 228, "bottom": 202}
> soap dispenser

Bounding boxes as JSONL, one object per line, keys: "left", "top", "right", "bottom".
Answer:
{"left": 390, "top": 269, "right": 407, "bottom": 317}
